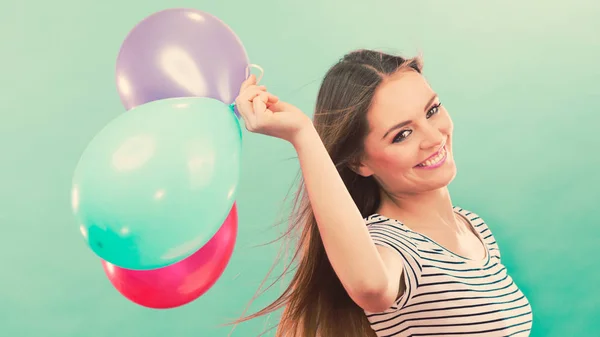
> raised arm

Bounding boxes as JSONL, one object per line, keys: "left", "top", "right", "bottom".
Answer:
{"left": 291, "top": 124, "right": 405, "bottom": 313}
{"left": 234, "top": 75, "right": 405, "bottom": 312}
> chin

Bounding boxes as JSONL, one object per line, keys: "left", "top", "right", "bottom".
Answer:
{"left": 418, "top": 158, "right": 457, "bottom": 191}
{"left": 439, "top": 166, "right": 457, "bottom": 187}
{"left": 430, "top": 171, "right": 456, "bottom": 190}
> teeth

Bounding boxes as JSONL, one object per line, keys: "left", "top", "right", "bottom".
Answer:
{"left": 419, "top": 147, "right": 446, "bottom": 167}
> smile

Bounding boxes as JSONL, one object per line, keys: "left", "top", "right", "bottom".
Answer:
{"left": 415, "top": 145, "right": 447, "bottom": 169}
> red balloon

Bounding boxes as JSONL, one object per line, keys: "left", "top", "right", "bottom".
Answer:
{"left": 101, "top": 203, "right": 238, "bottom": 309}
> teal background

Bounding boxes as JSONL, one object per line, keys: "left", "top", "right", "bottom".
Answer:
{"left": 1, "top": 0, "right": 598, "bottom": 336}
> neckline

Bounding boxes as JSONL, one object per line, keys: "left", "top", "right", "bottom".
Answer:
{"left": 370, "top": 207, "right": 491, "bottom": 265}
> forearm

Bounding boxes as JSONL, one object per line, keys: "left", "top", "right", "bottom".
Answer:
{"left": 291, "top": 125, "right": 390, "bottom": 299}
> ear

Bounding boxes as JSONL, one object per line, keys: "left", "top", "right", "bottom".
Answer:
{"left": 349, "top": 158, "right": 374, "bottom": 178}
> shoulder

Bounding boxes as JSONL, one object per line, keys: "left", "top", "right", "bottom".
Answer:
{"left": 364, "top": 214, "right": 422, "bottom": 257}
{"left": 364, "top": 213, "right": 411, "bottom": 239}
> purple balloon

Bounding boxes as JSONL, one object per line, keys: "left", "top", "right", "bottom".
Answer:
{"left": 116, "top": 8, "right": 249, "bottom": 110}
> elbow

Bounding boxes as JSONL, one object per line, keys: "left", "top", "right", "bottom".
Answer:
{"left": 346, "top": 279, "right": 396, "bottom": 313}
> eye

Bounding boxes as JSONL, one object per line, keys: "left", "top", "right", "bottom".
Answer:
{"left": 426, "top": 102, "right": 442, "bottom": 118}
{"left": 392, "top": 129, "right": 412, "bottom": 143}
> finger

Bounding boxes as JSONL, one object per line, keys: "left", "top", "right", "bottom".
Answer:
{"left": 236, "top": 90, "right": 269, "bottom": 121}
{"left": 236, "top": 88, "right": 263, "bottom": 113}
{"left": 240, "top": 74, "right": 257, "bottom": 91}
{"left": 236, "top": 98, "right": 255, "bottom": 121}
{"left": 266, "top": 100, "right": 288, "bottom": 112}
{"left": 255, "top": 91, "right": 280, "bottom": 110}
{"left": 256, "top": 92, "right": 280, "bottom": 117}
{"left": 266, "top": 92, "right": 279, "bottom": 104}
{"left": 252, "top": 93, "right": 268, "bottom": 115}
{"left": 238, "top": 85, "right": 267, "bottom": 102}
{"left": 236, "top": 88, "right": 278, "bottom": 121}
{"left": 236, "top": 87, "right": 266, "bottom": 103}
{"left": 240, "top": 88, "right": 277, "bottom": 104}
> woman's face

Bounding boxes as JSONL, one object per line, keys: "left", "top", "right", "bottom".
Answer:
{"left": 356, "top": 69, "right": 457, "bottom": 195}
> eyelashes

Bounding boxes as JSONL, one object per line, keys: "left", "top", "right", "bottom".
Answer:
{"left": 393, "top": 129, "right": 412, "bottom": 143}
{"left": 427, "top": 102, "right": 442, "bottom": 118}
{"left": 392, "top": 102, "right": 442, "bottom": 143}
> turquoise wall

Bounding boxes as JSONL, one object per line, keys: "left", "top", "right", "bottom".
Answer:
{"left": 1, "top": 0, "right": 598, "bottom": 336}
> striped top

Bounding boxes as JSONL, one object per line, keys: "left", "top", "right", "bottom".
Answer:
{"left": 364, "top": 207, "right": 533, "bottom": 337}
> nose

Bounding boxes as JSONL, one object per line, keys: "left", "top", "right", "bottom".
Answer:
{"left": 420, "top": 124, "right": 445, "bottom": 150}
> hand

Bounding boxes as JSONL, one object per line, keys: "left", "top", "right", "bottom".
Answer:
{"left": 235, "top": 75, "right": 312, "bottom": 144}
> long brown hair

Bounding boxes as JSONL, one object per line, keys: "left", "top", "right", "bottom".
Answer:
{"left": 231, "top": 49, "right": 423, "bottom": 337}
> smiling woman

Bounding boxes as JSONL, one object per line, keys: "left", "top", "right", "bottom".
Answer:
{"left": 355, "top": 69, "right": 456, "bottom": 196}
{"left": 227, "top": 50, "right": 532, "bottom": 337}
{"left": 231, "top": 49, "right": 532, "bottom": 337}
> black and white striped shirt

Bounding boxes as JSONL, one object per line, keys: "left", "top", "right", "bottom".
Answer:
{"left": 364, "top": 207, "right": 533, "bottom": 337}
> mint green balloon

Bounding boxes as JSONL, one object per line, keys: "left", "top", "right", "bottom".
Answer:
{"left": 71, "top": 97, "right": 242, "bottom": 270}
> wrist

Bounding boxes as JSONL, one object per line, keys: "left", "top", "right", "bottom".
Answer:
{"left": 290, "top": 119, "right": 318, "bottom": 149}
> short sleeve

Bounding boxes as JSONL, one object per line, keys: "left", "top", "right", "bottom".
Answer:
{"left": 365, "top": 215, "right": 422, "bottom": 311}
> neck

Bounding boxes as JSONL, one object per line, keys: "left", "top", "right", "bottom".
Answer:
{"left": 377, "top": 187, "right": 460, "bottom": 230}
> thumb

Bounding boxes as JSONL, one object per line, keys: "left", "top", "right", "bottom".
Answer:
{"left": 252, "top": 92, "right": 274, "bottom": 114}
{"left": 267, "top": 100, "right": 292, "bottom": 112}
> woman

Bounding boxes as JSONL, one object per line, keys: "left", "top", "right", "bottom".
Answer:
{"left": 232, "top": 49, "right": 533, "bottom": 336}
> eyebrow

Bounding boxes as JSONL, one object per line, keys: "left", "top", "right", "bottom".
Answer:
{"left": 382, "top": 94, "right": 439, "bottom": 140}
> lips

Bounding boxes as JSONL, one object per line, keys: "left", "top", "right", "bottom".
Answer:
{"left": 415, "top": 143, "right": 447, "bottom": 168}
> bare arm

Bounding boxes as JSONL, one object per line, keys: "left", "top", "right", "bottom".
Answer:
{"left": 291, "top": 123, "right": 404, "bottom": 313}
{"left": 233, "top": 76, "right": 406, "bottom": 312}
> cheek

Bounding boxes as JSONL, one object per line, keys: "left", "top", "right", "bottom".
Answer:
{"left": 374, "top": 147, "right": 419, "bottom": 172}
